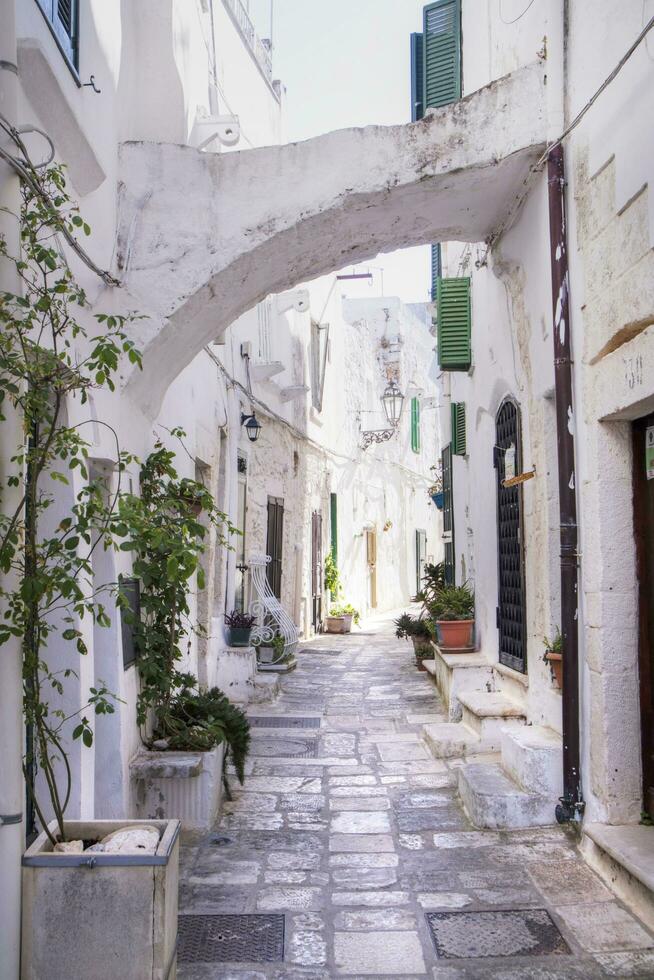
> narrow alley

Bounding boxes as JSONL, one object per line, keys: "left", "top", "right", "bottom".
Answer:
{"left": 177, "top": 614, "right": 654, "bottom": 979}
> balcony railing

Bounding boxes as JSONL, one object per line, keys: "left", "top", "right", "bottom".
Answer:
{"left": 223, "top": 0, "right": 273, "bottom": 82}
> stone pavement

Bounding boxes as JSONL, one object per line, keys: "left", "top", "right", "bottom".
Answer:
{"left": 178, "top": 612, "right": 654, "bottom": 978}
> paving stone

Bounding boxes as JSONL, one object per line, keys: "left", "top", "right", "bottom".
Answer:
{"left": 328, "top": 775, "right": 378, "bottom": 787}
{"left": 397, "top": 809, "right": 468, "bottom": 833}
{"left": 224, "top": 793, "right": 278, "bottom": 812}
{"left": 239, "top": 776, "right": 323, "bottom": 793}
{"left": 411, "top": 773, "right": 457, "bottom": 788}
{"left": 188, "top": 859, "right": 261, "bottom": 885}
{"left": 330, "top": 811, "right": 391, "bottom": 834}
{"left": 433, "top": 832, "right": 503, "bottom": 849}
{"left": 334, "top": 930, "right": 426, "bottom": 975}
{"left": 264, "top": 870, "right": 307, "bottom": 883}
{"left": 328, "top": 785, "right": 388, "bottom": 797}
{"left": 329, "top": 852, "right": 399, "bottom": 868}
{"left": 399, "top": 833, "right": 425, "bottom": 850}
{"left": 333, "top": 908, "right": 417, "bottom": 930}
{"left": 329, "top": 833, "right": 395, "bottom": 852}
{"left": 289, "top": 930, "right": 327, "bottom": 966}
{"left": 526, "top": 859, "right": 613, "bottom": 905}
{"left": 292, "top": 912, "right": 325, "bottom": 931}
{"left": 395, "top": 791, "right": 453, "bottom": 809}
{"left": 417, "top": 892, "right": 472, "bottom": 909}
{"left": 280, "top": 793, "right": 326, "bottom": 811}
{"left": 329, "top": 795, "right": 391, "bottom": 811}
{"left": 256, "top": 887, "right": 324, "bottom": 911}
{"left": 319, "top": 733, "right": 357, "bottom": 755}
{"left": 554, "top": 901, "right": 654, "bottom": 952}
{"left": 593, "top": 949, "right": 654, "bottom": 976}
{"left": 377, "top": 742, "right": 431, "bottom": 761}
{"left": 332, "top": 890, "right": 411, "bottom": 907}
{"left": 268, "top": 851, "right": 322, "bottom": 870}
{"left": 218, "top": 813, "right": 284, "bottom": 831}
{"left": 331, "top": 867, "right": 398, "bottom": 888}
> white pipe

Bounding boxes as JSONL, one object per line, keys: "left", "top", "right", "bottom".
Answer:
{"left": 0, "top": 1, "right": 24, "bottom": 973}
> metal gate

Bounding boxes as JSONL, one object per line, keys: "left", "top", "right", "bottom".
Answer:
{"left": 266, "top": 496, "right": 284, "bottom": 599}
{"left": 494, "top": 399, "right": 527, "bottom": 672}
{"left": 311, "top": 511, "right": 323, "bottom": 632}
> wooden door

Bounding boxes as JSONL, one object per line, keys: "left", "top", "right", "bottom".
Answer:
{"left": 366, "top": 528, "right": 378, "bottom": 609}
{"left": 633, "top": 415, "right": 654, "bottom": 818}
{"left": 266, "top": 496, "right": 284, "bottom": 599}
{"left": 311, "top": 511, "right": 323, "bottom": 631}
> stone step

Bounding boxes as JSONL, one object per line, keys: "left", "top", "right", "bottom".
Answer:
{"left": 430, "top": 648, "right": 494, "bottom": 722}
{"left": 458, "top": 762, "right": 555, "bottom": 829}
{"left": 582, "top": 824, "right": 654, "bottom": 932}
{"left": 501, "top": 725, "right": 563, "bottom": 797}
{"left": 422, "top": 721, "right": 482, "bottom": 759}
{"left": 457, "top": 690, "right": 526, "bottom": 748}
{"left": 249, "top": 673, "right": 282, "bottom": 703}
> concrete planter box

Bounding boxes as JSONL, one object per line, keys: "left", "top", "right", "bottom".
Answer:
{"left": 131, "top": 744, "right": 226, "bottom": 831}
{"left": 325, "top": 615, "right": 348, "bottom": 633}
{"left": 22, "top": 818, "right": 179, "bottom": 980}
{"left": 209, "top": 642, "right": 257, "bottom": 703}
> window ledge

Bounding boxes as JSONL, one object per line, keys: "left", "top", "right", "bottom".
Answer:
{"left": 17, "top": 37, "right": 105, "bottom": 196}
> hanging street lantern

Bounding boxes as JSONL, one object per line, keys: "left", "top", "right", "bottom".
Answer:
{"left": 381, "top": 382, "right": 404, "bottom": 427}
{"left": 241, "top": 412, "right": 262, "bottom": 443}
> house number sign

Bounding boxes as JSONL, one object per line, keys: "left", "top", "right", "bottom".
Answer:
{"left": 646, "top": 426, "right": 654, "bottom": 481}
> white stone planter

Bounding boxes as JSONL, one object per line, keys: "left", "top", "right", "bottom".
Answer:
{"left": 22, "top": 818, "right": 179, "bottom": 980}
{"left": 208, "top": 643, "right": 257, "bottom": 703}
{"left": 131, "top": 744, "right": 226, "bottom": 831}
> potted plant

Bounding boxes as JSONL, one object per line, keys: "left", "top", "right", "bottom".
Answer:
{"left": 257, "top": 632, "right": 285, "bottom": 664}
{"left": 325, "top": 612, "right": 348, "bottom": 633}
{"left": 394, "top": 613, "right": 435, "bottom": 669}
{"left": 543, "top": 628, "right": 563, "bottom": 689}
{"left": 428, "top": 464, "right": 444, "bottom": 509}
{"left": 330, "top": 603, "right": 361, "bottom": 632}
{"left": 427, "top": 583, "right": 475, "bottom": 650}
{"left": 225, "top": 609, "right": 256, "bottom": 647}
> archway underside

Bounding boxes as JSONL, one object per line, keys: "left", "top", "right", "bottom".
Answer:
{"left": 115, "top": 62, "right": 546, "bottom": 414}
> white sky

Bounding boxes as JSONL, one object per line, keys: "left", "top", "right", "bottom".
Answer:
{"left": 251, "top": 0, "right": 431, "bottom": 303}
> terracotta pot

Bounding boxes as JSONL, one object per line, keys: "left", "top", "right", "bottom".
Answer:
{"left": 545, "top": 650, "right": 563, "bottom": 689}
{"left": 342, "top": 614, "right": 353, "bottom": 632}
{"left": 325, "top": 616, "right": 347, "bottom": 634}
{"left": 437, "top": 619, "right": 474, "bottom": 649}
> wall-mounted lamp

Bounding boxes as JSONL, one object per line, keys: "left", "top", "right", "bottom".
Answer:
{"left": 381, "top": 381, "right": 404, "bottom": 427}
{"left": 241, "top": 412, "right": 262, "bottom": 443}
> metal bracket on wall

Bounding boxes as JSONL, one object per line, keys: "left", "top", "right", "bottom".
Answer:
{"left": 0, "top": 813, "right": 23, "bottom": 827}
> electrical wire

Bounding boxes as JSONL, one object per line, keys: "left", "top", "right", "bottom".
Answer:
{"left": 499, "top": 0, "right": 537, "bottom": 26}
{"left": 480, "top": 14, "right": 654, "bottom": 262}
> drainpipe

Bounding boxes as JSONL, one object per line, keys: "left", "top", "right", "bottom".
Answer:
{"left": 547, "top": 143, "right": 584, "bottom": 824}
{"left": 0, "top": 0, "right": 24, "bottom": 973}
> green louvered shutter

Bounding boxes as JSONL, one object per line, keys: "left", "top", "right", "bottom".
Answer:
{"left": 330, "top": 492, "right": 338, "bottom": 564}
{"left": 437, "top": 277, "right": 471, "bottom": 371}
{"left": 411, "top": 397, "right": 421, "bottom": 453}
{"left": 430, "top": 244, "right": 442, "bottom": 301}
{"left": 451, "top": 402, "right": 466, "bottom": 455}
{"left": 423, "top": 0, "right": 461, "bottom": 111}
{"left": 410, "top": 33, "right": 424, "bottom": 121}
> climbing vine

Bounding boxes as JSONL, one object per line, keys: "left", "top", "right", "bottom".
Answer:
{"left": 0, "top": 159, "right": 142, "bottom": 844}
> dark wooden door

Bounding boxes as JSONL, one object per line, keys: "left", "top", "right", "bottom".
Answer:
{"left": 266, "top": 496, "right": 284, "bottom": 599}
{"left": 416, "top": 529, "right": 427, "bottom": 595}
{"left": 311, "top": 511, "right": 323, "bottom": 631}
{"left": 633, "top": 415, "right": 654, "bottom": 818}
{"left": 495, "top": 399, "right": 527, "bottom": 673}
{"left": 442, "top": 444, "right": 455, "bottom": 585}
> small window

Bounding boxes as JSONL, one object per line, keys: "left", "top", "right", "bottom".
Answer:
{"left": 37, "top": 0, "right": 79, "bottom": 71}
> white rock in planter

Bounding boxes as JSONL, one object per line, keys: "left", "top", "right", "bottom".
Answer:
{"left": 102, "top": 825, "right": 160, "bottom": 854}
{"left": 22, "top": 818, "right": 179, "bottom": 980}
{"left": 130, "top": 744, "right": 226, "bottom": 831}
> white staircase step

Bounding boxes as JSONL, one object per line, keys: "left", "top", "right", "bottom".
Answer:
{"left": 582, "top": 824, "right": 654, "bottom": 931}
{"left": 458, "top": 763, "right": 555, "bottom": 829}
{"left": 423, "top": 659, "right": 437, "bottom": 677}
{"left": 430, "top": 648, "right": 494, "bottom": 722}
{"left": 250, "top": 673, "right": 281, "bottom": 703}
{"left": 422, "top": 722, "right": 481, "bottom": 759}
{"left": 457, "top": 690, "right": 526, "bottom": 746}
{"left": 501, "top": 725, "right": 563, "bottom": 797}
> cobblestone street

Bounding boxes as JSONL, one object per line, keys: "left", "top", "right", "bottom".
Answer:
{"left": 178, "top": 614, "right": 654, "bottom": 978}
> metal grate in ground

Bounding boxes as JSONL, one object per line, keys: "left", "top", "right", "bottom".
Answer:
{"left": 250, "top": 716, "right": 321, "bottom": 729}
{"left": 425, "top": 909, "right": 570, "bottom": 959}
{"left": 301, "top": 647, "right": 343, "bottom": 655}
{"left": 248, "top": 736, "right": 319, "bottom": 758}
{"left": 178, "top": 914, "right": 284, "bottom": 963}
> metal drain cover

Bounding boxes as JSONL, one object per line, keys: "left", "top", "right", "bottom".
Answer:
{"left": 250, "top": 716, "right": 321, "bottom": 729}
{"left": 178, "top": 914, "right": 284, "bottom": 963}
{"left": 426, "top": 909, "right": 570, "bottom": 959}
{"left": 301, "top": 647, "right": 342, "bottom": 655}
{"left": 249, "top": 736, "right": 318, "bottom": 758}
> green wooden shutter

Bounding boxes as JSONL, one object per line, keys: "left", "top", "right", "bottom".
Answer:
{"left": 451, "top": 402, "right": 466, "bottom": 455}
{"left": 437, "top": 276, "right": 471, "bottom": 371}
{"left": 430, "top": 244, "right": 442, "bottom": 301}
{"left": 330, "top": 492, "right": 338, "bottom": 564}
{"left": 410, "top": 33, "right": 424, "bottom": 121}
{"left": 411, "top": 397, "right": 421, "bottom": 453}
{"left": 423, "top": 0, "right": 461, "bottom": 111}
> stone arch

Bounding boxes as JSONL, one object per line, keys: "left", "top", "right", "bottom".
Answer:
{"left": 115, "top": 63, "right": 546, "bottom": 414}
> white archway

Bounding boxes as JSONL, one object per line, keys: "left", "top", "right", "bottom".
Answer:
{"left": 116, "top": 63, "right": 545, "bottom": 414}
